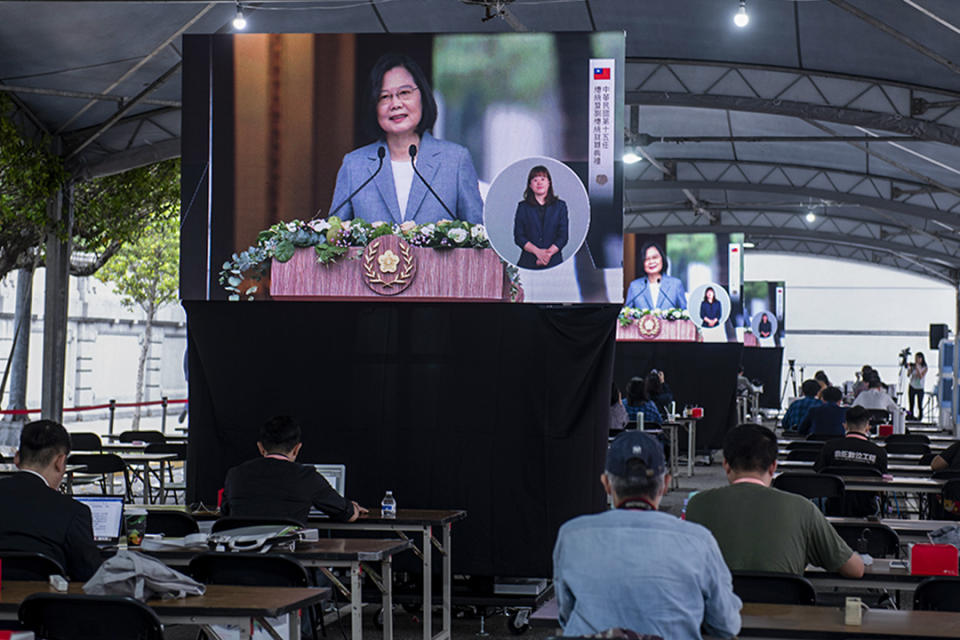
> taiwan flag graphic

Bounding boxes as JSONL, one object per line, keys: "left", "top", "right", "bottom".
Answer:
{"left": 593, "top": 67, "right": 611, "bottom": 80}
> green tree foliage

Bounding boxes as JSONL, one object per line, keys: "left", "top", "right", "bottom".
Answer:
{"left": 97, "top": 210, "right": 180, "bottom": 315}
{"left": 71, "top": 158, "right": 181, "bottom": 276}
{"left": 0, "top": 94, "right": 181, "bottom": 281}
{"left": 0, "top": 94, "right": 65, "bottom": 276}
{"left": 96, "top": 211, "right": 180, "bottom": 427}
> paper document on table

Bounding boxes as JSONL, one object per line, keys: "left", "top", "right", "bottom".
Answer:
{"left": 140, "top": 532, "right": 209, "bottom": 551}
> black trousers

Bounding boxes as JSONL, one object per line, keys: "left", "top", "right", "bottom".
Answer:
{"left": 908, "top": 386, "right": 925, "bottom": 420}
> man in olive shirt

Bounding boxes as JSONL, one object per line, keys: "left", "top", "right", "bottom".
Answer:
{"left": 686, "top": 425, "right": 864, "bottom": 578}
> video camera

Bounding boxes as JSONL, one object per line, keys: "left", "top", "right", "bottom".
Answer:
{"left": 899, "top": 347, "right": 912, "bottom": 368}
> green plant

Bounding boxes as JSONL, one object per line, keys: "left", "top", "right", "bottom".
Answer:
{"left": 219, "top": 217, "right": 522, "bottom": 301}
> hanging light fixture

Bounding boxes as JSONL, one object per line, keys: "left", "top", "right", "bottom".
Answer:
{"left": 734, "top": 0, "right": 750, "bottom": 27}
{"left": 232, "top": 2, "right": 247, "bottom": 30}
{"left": 805, "top": 211, "right": 816, "bottom": 223}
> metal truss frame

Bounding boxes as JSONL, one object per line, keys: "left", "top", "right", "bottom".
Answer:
{"left": 626, "top": 58, "right": 960, "bottom": 145}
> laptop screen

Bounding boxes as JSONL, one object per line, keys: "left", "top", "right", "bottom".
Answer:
{"left": 310, "top": 464, "right": 345, "bottom": 496}
{"left": 76, "top": 496, "right": 125, "bottom": 542}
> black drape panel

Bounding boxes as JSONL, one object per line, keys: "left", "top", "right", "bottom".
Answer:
{"left": 184, "top": 301, "right": 617, "bottom": 577}
{"left": 614, "top": 342, "right": 742, "bottom": 450}
{"left": 741, "top": 347, "right": 784, "bottom": 409}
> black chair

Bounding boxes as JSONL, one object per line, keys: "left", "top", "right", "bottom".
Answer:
{"left": 18, "top": 593, "right": 164, "bottom": 640}
{"left": 805, "top": 432, "right": 836, "bottom": 442}
{"left": 914, "top": 576, "right": 960, "bottom": 611}
{"left": 210, "top": 516, "right": 303, "bottom": 533}
{"left": 786, "top": 449, "right": 820, "bottom": 462}
{"left": 66, "top": 453, "right": 131, "bottom": 499}
{"left": 830, "top": 523, "right": 900, "bottom": 558}
{"left": 144, "top": 442, "right": 187, "bottom": 502}
{"left": 818, "top": 466, "right": 882, "bottom": 478}
{"left": 69, "top": 432, "right": 103, "bottom": 452}
{"left": 933, "top": 470, "right": 960, "bottom": 480}
{"left": 0, "top": 551, "right": 66, "bottom": 580}
{"left": 886, "top": 433, "right": 930, "bottom": 445}
{"left": 145, "top": 509, "right": 199, "bottom": 536}
{"left": 818, "top": 466, "right": 883, "bottom": 517}
{"left": 773, "top": 472, "right": 844, "bottom": 500}
{"left": 787, "top": 441, "right": 824, "bottom": 451}
{"left": 731, "top": 571, "right": 816, "bottom": 605}
{"left": 885, "top": 442, "right": 931, "bottom": 456}
{"left": 118, "top": 430, "right": 166, "bottom": 444}
{"left": 188, "top": 553, "right": 319, "bottom": 639}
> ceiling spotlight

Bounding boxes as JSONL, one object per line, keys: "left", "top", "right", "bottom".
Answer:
{"left": 623, "top": 151, "right": 643, "bottom": 164}
{"left": 805, "top": 211, "right": 816, "bottom": 223}
{"left": 734, "top": 0, "right": 750, "bottom": 27}
{"left": 232, "top": 3, "right": 247, "bottom": 30}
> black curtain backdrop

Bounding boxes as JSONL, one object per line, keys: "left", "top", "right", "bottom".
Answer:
{"left": 184, "top": 301, "right": 617, "bottom": 577}
{"left": 613, "top": 342, "right": 741, "bottom": 451}
{"left": 742, "top": 346, "right": 784, "bottom": 409}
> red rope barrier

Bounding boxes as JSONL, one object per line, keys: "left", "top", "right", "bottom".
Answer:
{"left": 0, "top": 398, "right": 187, "bottom": 416}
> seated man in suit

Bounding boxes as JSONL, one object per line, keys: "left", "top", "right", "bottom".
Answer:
{"left": 0, "top": 419, "right": 103, "bottom": 580}
{"left": 553, "top": 431, "right": 741, "bottom": 639}
{"left": 686, "top": 425, "right": 864, "bottom": 578}
{"left": 222, "top": 416, "right": 367, "bottom": 525}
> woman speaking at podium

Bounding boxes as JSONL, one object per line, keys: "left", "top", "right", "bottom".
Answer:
{"left": 624, "top": 241, "right": 687, "bottom": 310}
{"left": 329, "top": 53, "right": 483, "bottom": 225}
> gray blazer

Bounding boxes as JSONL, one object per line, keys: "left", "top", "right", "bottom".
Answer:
{"left": 329, "top": 132, "right": 483, "bottom": 225}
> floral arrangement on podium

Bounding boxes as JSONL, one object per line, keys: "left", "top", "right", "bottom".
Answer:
{"left": 616, "top": 307, "right": 701, "bottom": 342}
{"left": 219, "top": 217, "right": 522, "bottom": 301}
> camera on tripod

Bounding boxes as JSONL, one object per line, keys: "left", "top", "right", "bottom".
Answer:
{"left": 899, "top": 347, "right": 911, "bottom": 368}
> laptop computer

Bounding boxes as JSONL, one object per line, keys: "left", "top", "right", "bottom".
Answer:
{"left": 308, "top": 464, "right": 346, "bottom": 518}
{"left": 75, "top": 496, "right": 125, "bottom": 546}
{"left": 310, "top": 464, "right": 346, "bottom": 496}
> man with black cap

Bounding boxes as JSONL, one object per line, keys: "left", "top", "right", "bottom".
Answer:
{"left": 552, "top": 431, "right": 741, "bottom": 639}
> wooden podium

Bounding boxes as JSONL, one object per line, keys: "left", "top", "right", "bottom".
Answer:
{"left": 616, "top": 318, "right": 701, "bottom": 342}
{"left": 270, "top": 245, "right": 513, "bottom": 301}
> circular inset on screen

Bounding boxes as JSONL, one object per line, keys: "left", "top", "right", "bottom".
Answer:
{"left": 751, "top": 311, "right": 778, "bottom": 338}
{"left": 482, "top": 157, "right": 590, "bottom": 270}
{"left": 688, "top": 283, "right": 731, "bottom": 329}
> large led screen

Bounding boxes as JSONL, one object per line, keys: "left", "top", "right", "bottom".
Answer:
{"left": 180, "top": 33, "right": 625, "bottom": 304}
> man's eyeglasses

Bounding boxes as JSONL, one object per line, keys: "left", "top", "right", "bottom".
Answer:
{"left": 378, "top": 86, "right": 419, "bottom": 105}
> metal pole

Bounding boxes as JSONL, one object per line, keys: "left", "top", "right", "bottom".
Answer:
{"left": 161, "top": 396, "right": 168, "bottom": 434}
{"left": 40, "top": 175, "right": 72, "bottom": 423}
{"left": 109, "top": 399, "right": 116, "bottom": 436}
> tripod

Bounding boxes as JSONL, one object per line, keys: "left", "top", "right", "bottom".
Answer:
{"left": 780, "top": 361, "right": 798, "bottom": 406}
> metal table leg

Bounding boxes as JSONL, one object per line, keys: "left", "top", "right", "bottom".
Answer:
{"left": 351, "top": 561, "right": 363, "bottom": 640}
{"left": 422, "top": 526, "right": 432, "bottom": 640}
{"left": 383, "top": 557, "right": 393, "bottom": 640}
{"left": 441, "top": 524, "right": 451, "bottom": 640}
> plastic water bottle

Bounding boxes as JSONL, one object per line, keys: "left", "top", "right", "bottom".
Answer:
{"left": 381, "top": 491, "right": 397, "bottom": 519}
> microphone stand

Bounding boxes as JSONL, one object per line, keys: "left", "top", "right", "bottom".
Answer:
{"left": 409, "top": 144, "right": 455, "bottom": 219}
{"left": 316, "top": 146, "right": 386, "bottom": 220}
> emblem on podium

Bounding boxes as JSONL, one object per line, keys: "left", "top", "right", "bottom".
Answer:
{"left": 637, "top": 314, "right": 662, "bottom": 339}
{"left": 362, "top": 235, "right": 416, "bottom": 295}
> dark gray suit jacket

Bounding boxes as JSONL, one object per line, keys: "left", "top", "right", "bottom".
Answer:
{"left": 0, "top": 472, "right": 103, "bottom": 580}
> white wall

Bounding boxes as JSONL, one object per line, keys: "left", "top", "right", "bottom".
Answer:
{"left": 0, "top": 268, "right": 187, "bottom": 415}
{"left": 745, "top": 252, "right": 955, "bottom": 396}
